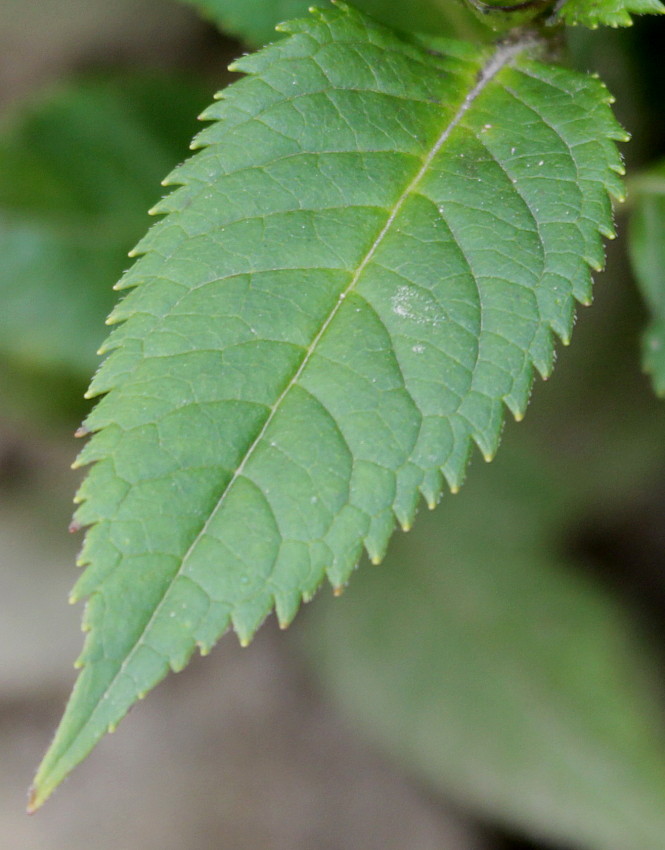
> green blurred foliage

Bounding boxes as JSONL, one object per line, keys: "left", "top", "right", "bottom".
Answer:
{"left": 560, "top": 0, "right": 664, "bottom": 27}
{"left": 629, "top": 160, "right": 665, "bottom": 396}
{"left": 0, "top": 72, "right": 211, "bottom": 420}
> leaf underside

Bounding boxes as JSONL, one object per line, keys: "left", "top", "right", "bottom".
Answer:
{"left": 185, "top": 0, "right": 312, "bottom": 44}
{"left": 31, "top": 4, "right": 625, "bottom": 809}
{"left": 629, "top": 163, "right": 665, "bottom": 396}
{"left": 183, "top": 0, "right": 484, "bottom": 45}
{"left": 559, "top": 0, "right": 665, "bottom": 27}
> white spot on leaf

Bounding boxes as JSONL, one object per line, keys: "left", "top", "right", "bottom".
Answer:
{"left": 391, "top": 285, "right": 447, "bottom": 326}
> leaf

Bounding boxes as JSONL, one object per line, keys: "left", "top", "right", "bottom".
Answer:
{"left": 30, "top": 4, "right": 626, "bottom": 809}
{"left": 0, "top": 74, "right": 211, "bottom": 379}
{"left": 184, "top": 0, "right": 312, "bottom": 43}
{"left": 183, "top": 0, "right": 486, "bottom": 45}
{"left": 558, "top": 0, "right": 665, "bottom": 27}
{"left": 628, "top": 163, "right": 665, "bottom": 396}
{"left": 301, "top": 433, "right": 665, "bottom": 850}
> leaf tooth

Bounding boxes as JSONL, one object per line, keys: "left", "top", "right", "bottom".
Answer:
{"left": 148, "top": 197, "right": 172, "bottom": 216}
{"left": 599, "top": 221, "right": 617, "bottom": 239}
{"left": 393, "top": 505, "right": 415, "bottom": 533}
{"left": 420, "top": 468, "right": 444, "bottom": 510}
{"left": 583, "top": 233, "right": 606, "bottom": 275}
{"left": 112, "top": 276, "right": 138, "bottom": 293}
{"left": 274, "top": 591, "right": 302, "bottom": 630}
{"left": 95, "top": 327, "right": 125, "bottom": 357}
{"left": 227, "top": 57, "right": 254, "bottom": 75}
{"left": 441, "top": 451, "right": 470, "bottom": 496}
{"left": 393, "top": 464, "right": 423, "bottom": 532}
{"left": 529, "top": 325, "right": 556, "bottom": 380}
{"left": 479, "top": 445, "right": 497, "bottom": 464}
{"left": 73, "top": 428, "right": 120, "bottom": 469}
{"left": 572, "top": 271, "right": 594, "bottom": 308}
{"left": 169, "top": 642, "right": 195, "bottom": 673}
{"left": 468, "top": 409, "right": 503, "bottom": 464}
{"left": 605, "top": 171, "right": 627, "bottom": 201}
{"left": 615, "top": 129, "right": 632, "bottom": 143}
{"left": 607, "top": 154, "right": 627, "bottom": 177}
{"left": 325, "top": 520, "right": 366, "bottom": 589}
{"left": 79, "top": 596, "right": 99, "bottom": 635}
{"left": 502, "top": 363, "right": 533, "bottom": 424}
{"left": 196, "top": 641, "right": 211, "bottom": 657}
{"left": 363, "top": 510, "right": 395, "bottom": 565}
{"left": 231, "top": 595, "right": 274, "bottom": 647}
{"left": 83, "top": 349, "right": 137, "bottom": 398}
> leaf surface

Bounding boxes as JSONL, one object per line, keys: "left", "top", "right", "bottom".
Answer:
{"left": 31, "top": 4, "right": 625, "bottom": 808}
{"left": 558, "top": 0, "right": 664, "bottom": 27}
{"left": 302, "top": 432, "right": 665, "bottom": 850}
{"left": 629, "top": 163, "right": 665, "bottom": 395}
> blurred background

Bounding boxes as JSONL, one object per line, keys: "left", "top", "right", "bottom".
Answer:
{"left": 2, "top": 2, "right": 665, "bottom": 848}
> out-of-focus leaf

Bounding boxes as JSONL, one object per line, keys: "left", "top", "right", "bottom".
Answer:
{"left": 558, "top": 0, "right": 664, "bottom": 27}
{"left": 0, "top": 74, "right": 211, "bottom": 379}
{"left": 183, "top": 0, "right": 486, "bottom": 44}
{"left": 302, "top": 434, "right": 665, "bottom": 850}
{"left": 629, "top": 162, "right": 665, "bottom": 396}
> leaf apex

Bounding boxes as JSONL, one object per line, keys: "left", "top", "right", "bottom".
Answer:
{"left": 26, "top": 787, "right": 39, "bottom": 815}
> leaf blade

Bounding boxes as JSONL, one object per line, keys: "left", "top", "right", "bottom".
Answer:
{"left": 31, "top": 5, "right": 625, "bottom": 808}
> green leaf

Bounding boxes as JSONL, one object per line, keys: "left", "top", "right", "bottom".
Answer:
{"left": 301, "top": 436, "right": 665, "bottom": 850}
{"left": 628, "top": 163, "right": 665, "bottom": 396}
{"left": 184, "top": 0, "right": 311, "bottom": 43}
{"left": 558, "top": 0, "right": 664, "bottom": 27}
{"left": 183, "top": 0, "right": 486, "bottom": 44}
{"left": 30, "top": 4, "right": 625, "bottom": 809}
{"left": 0, "top": 74, "right": 211, "bottom": 379}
